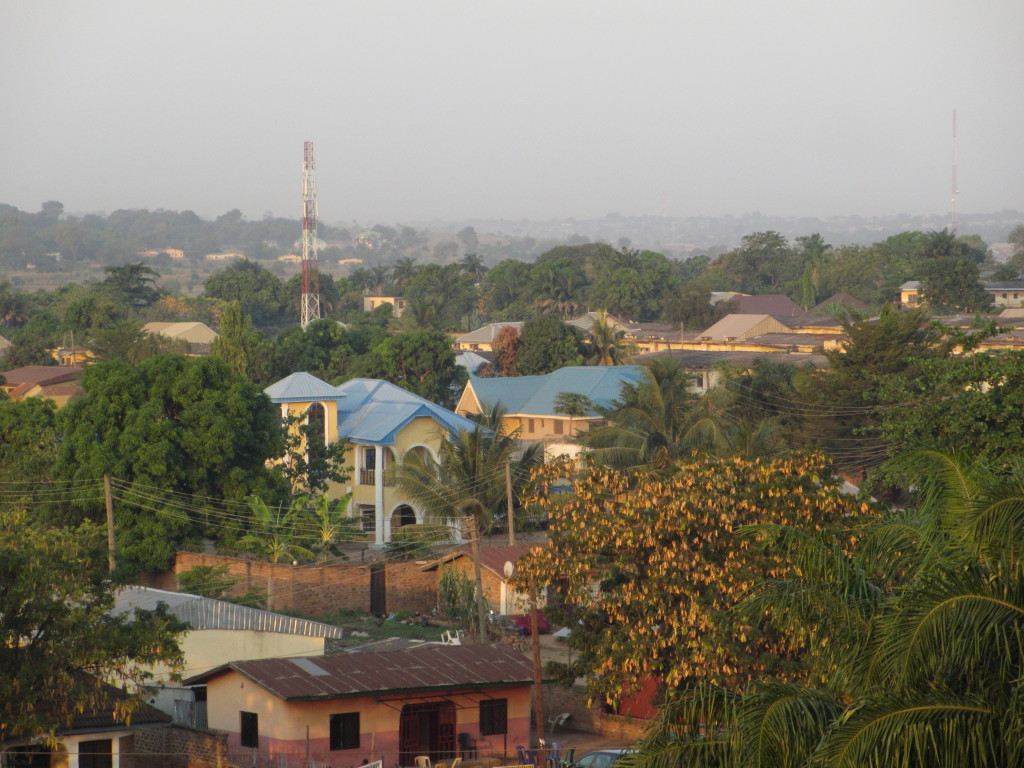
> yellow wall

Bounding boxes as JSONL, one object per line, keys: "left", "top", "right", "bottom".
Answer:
{"left": 280, "top": 401, "right": 452, "bottom": 537}
{"left": 149, "top": 630, "right": 327, "bottom": 681}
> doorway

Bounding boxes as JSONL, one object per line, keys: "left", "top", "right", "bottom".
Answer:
{"left": 398, "top": 701, "right": 456, "bottom": 765}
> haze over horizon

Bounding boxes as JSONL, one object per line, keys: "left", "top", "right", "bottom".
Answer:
{"left": 2, "top": 1, "right": 1022, "bottom": 226}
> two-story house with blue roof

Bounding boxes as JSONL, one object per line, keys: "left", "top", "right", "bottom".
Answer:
{"left": 264, "top": 373, "right": 478, "bottom": 547}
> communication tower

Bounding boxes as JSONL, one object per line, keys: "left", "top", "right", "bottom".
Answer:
{"left": 950, "top": 109, "right": 959, "bottom": 235}
{"left": 300, "top": 141, "right": 321, "bottom": 328}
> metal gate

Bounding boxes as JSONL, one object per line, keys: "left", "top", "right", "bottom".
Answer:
{"left": 370, "top": 562, "right": 386, "bottom": 615}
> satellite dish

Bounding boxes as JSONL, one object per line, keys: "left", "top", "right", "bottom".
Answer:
{"left": 503, "top": 560, "right": 515, "bottom": 579}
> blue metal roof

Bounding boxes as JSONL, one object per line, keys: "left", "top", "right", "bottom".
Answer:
{"left": 264, "top": 374, "right": 478, "bottom": 446}
{"left": 263, "top": 372, "right": 348, "bottom": 403}
{"left": 334, "top": 379, "right": 478, "bottom": 445}
{"left": 468, "top": 365, "right": 646, "bottom": 416}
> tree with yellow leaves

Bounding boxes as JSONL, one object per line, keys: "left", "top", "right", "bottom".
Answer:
{"left": 516, "top": 453, "right": 869, "bottom": 705}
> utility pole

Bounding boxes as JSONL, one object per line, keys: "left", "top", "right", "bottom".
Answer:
{"left": 530, "top": 578, "right": 546, "bottom": 746}
{"left": 506, "top": 461, "right": 515, "bottom": 546}
{"left": 467, "top": 514, "right": 489, "bottom": 642}
{"left": 104, "top": 475, "right": 116, "bottom": 573}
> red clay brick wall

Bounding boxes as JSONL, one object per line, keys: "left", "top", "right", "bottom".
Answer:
{"left": 172, "top": 553, "right": 437, "bottom": 617}
{"left": 541, "top": 683, "right": 650, "bottom": 744}
{"left": 124, "top": 725, "right": 228, "bottom": 768}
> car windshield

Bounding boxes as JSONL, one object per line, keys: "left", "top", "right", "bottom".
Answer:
{"left": 580, "top": 753, "right": 619, "bottom": 768}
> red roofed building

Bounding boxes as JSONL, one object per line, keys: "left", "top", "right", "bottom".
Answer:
{"left": 187, "top": 644, "right": 535, "bottom": 768}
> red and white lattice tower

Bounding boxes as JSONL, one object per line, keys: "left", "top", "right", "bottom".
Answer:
{"left": 300, "top": 141, "right": 321, "bottom": 328}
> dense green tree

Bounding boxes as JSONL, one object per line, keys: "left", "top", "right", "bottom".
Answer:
{"left": 352, "top": 330, "right": 467, "bottom": 408}
{"left": 875, "top": 350, "right": 1024, "bottom": 471}
{"left": 204, "top": 260, "right": 286, "bottom": 326}
{"left": 481, "top": 259, "right": 533, "bottom": 317}
{"left": 211, "top": 301, "right": 265, "bottom": 380}
{"left": 588, "top": 249, "right": 680, "bottom": 321}
{"left": 515, "top": 314, "right": 584, "bottom": 375}
{"left": 54, "top": 355, "right": 287, "bottom": 571}
{"left": 0, "top": 508, "right": 186, "bottom": 743}
{"left": 0, "top": 397, "right": 58, "bottom": 486}
{"left": 101, "top": 262, "right": 161, "bottom": 307}
{"left": 60, "top": 290, "right": 126, "bottom": 332}
{"left": 917, "top": 229, "right": 992, "bottom": 312}
{"left": 529, "top": 257, "right": 586, "bottom": 317}
{"left": 403, "top": 264, "right": 476, "bottom": 330}
{"left": 707, "top": 231, "right": 799, "bottom": 293}
{"left": 794, "top": 305, "right": 949, "bottom": 473}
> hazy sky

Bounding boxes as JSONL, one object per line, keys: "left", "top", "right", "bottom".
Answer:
{"left": 2, "top": 1, "right": 1022, "bottom": 224}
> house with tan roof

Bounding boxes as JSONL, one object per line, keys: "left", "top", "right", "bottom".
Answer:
{"left": 453, "top": 322, "right": 525, "bottom": 352}
{"left": 698, "top": 313, "right": 794, "bottom": 342}
{"left": 141, "top": 321, "right": 219, "bottom": 356}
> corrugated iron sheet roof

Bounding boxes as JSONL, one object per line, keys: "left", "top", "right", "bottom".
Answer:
{"left": 113, "top": 586, "right": 343, "bottom": 638}
{"left": 188, "top": 643, "right": 534, "bottom": 700}
{"left": 467, "top": 366, "right": 645, "bottom": 417}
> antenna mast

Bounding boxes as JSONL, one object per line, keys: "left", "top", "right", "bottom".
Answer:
{"left": 300, "top": 141, "right": 321, "bottom": 328}
{"left": 950, "top": 109, "right": 959, "bottom": 235}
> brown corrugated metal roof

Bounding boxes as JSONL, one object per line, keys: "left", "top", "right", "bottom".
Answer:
{"left": 188, "top": 643, "right": 534, "bottom": 700}
{"left": 1, "top": 365, "right": 83, "bottom": 387}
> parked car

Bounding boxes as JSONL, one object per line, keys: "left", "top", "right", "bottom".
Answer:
{"left": 507, "top": 610, "right": 550, "bottom": 634}
{"left": 572, "top": 748, "right": 635, "bottom": 768}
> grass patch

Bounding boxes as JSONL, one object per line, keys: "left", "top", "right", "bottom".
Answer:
{"left": 318, "top": 610, "right": 455, "bottom": 646}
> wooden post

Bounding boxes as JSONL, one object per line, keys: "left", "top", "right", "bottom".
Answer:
{"left": 530, "top": 578, "right": 546, "bottom": 747}
{"left": 506, "top": 461, "right": 515, "bottom": 546}
{"left": 468, "top": 514, "right": 488, "bottom": 642}
{"left": 104, "top": 475, "right": 116, "bottom": 573}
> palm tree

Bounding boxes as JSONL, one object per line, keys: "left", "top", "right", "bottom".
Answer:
{"left": 392, "top": 405, "right": 542, "bottom": 535}
{"left": 583, "top": 357, "right": 702, "bottom": 470}
{"left": 239, "top": 496, "right": 315, "bottom": 564}
{"left": 392, "top": 257, "right": 417, "bottom": 291}
{"left": 369, "top": 264, "right": 391, "bottom": 296}
{"left": 460, "top": 253, "right": 487, "bottom": 283}
{"left": 351, "top": 268, "right": 375, "bottom": 295}
{"left": 553, "top": 392, "right": 593, "bottom": 439}
{"left": 585, "top": 309, "right": 637, "bottom": 365}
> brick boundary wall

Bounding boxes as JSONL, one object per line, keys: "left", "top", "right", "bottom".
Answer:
{"left": 541, "top": 683, "right": 651, "bottom": 744}
{"left": 124, "top": 725, "right": 228, "bottom": 768}
{"left": 163, "top": 553, "right": 438, "bottom": 617}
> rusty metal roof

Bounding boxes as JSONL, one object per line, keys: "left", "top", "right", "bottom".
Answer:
{"left": 187, "top": 643, "right": 534, "bottom": 701}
